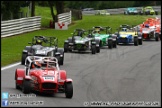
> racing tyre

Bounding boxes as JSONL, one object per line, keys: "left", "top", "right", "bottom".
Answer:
{"left": 21, "top": 53, "right": 27, "bottom": 65}
{"left": 96, "top": 46, "right": 100, "bottom": 53}
{"left": 134, "top": 38, "right": 138, "bottom": 46}
{"left": 65, "top": 82, "right": 73, "bottom": 98}
{"left": 155, "top": 11, "right": 158, "bottom": 15}
{"left": 57, "top": 49, "right": 64, "bottom": 65}
{"left": 56, "top": 56, "right": 61, "bottom": 66}
{"left": 64, "top": 43, "right": 69, "bottom": 52}
{"left": 155, "top": 33, "right": 159, "bottom": 41}
{"left": 15, "top": 82, "right": 20, "bottom": 89}
{"left": 113, "top": 41, "right": 117, "bottom": 48}
{"left": 108, "top": 40, "right": 113, "bottom": 49}
{"left": 22, "top": 80, "right": 31, "bottom": 94}
{"left": 91, "top": 45, "right": 96, "bottom": 54}
{"left": 138, "top": 39, "right": 142, "bottom": 45}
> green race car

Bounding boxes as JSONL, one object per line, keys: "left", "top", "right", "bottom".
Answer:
{"left": 139, "top": 6, "right": 158, "bottom": 15}
{"left": 64, "top": 29, "right": 100, "bottom": 54}
{"left": 89, "top": 26, "right": 117, "bottom": 49}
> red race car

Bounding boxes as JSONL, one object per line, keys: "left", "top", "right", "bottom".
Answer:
{"left": 139, "top": 18, "right": 161, "bottom": 41}
{"left": 15, "top": 56, "right": 73, "bottom": 98}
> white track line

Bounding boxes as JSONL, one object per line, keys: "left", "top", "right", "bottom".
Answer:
{"left": 1, "top": 62, "right": 21, "bottom": 71}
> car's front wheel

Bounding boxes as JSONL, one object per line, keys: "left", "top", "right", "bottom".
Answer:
{"left": 91, "top": 45, "right": 96, "bottom": 54}
{"left": 134, "top": 37, "right": 138, "bottom": 46}
{"left": 65, "top": 82, "right": 73, "bottom": 98}
{"left": 22, "top": 80, "right": 31, "bottom": 94}
{"left": 21, "top": 53, "right": 27, "bottom": 65}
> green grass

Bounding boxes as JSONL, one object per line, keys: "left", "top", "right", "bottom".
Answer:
{"left": 20, "top": 6, "right": 56, "bottom": 27}
{"left": 1, "top": 14, "right": 155, "bottom": 66}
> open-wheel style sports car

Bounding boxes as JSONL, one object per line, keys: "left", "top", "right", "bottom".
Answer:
{"left": 21, "top": 36, "right": 64, "bottom": 65}
{"left": 124, "top": 7, "right": 139, "bottom": 15}
{"left": 15, "top": 56, "right": 73, "bottom": 98}
{"left": 90, "top": 26, "right": 117, "bottom": 49}
{"left": 115, "top": 24, "right": 143, "bottom": 46}
{"left": 138, "top": 18, "right": 161, "bottom": 41}
{"left": 64, "top": 29, "right": 100, "bottom": 54}
{"left": 139, "top": 6, "right": 158, "bottom": 15}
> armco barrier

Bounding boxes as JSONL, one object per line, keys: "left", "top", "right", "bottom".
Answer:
{"left": 1, "top": 16, "right": 41, "bottom": 38}
{"left": 57, "top": 11, "right": 71, "bottom": 25}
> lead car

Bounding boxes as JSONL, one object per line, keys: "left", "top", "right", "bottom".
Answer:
{"left": 15, "top": 56, "right": 73, "bottom": 98}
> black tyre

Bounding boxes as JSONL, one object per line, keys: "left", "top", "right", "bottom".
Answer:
{"left": 155, "top": 33, "right": 159, "bottom": 41}
{"left": 155, "top": 11, "right": 158, "bottom": 15}
{"left": 56, "top": 56, "right": 61, "bottom": 65}
{"left": 138, "top": 39, "right": 142, "bottom": 45}
{"left": 65, "top": 82, "right": 73, "bottom": 98}
{"left": 96, "top": 46, "right": 100, "bottom": 53}
{"left": 134, "top": 37, "right": 138, "bottom": 46}
{"left": 108, "top": 40, "right": 113, "bottom": 49}
{"left": 15, "top": 81, "right": 20, "bottom": 89}
{"left": 22, "top": 80, "right": 31, "bottom": 94}
{"left": 113, "top": 41, "right": 117, "bottom": 48}
{"left": 21, "top": 53, "right": 27, "bottom": 65}
{"left": 64, "top": 43, "right": 69, "bottom": 52}
{"left": 60, "top": 56, "right": 64, "bottom": 65}
{"left": 91, "top": 45, "right": 96, "bottom": 54}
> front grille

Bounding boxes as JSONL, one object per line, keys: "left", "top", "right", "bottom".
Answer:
{"left": 74, "top": 44, "right": 87, "bottom": 50}
{"left": 42, "top": 83, "right": 56, "bottom": 89}
{"left": 119, "top": 38, "right": 127, "bottom": 43}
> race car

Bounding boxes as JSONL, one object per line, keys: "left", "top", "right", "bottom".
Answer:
{"left": 21, "top": 36, "right": 64, "bottom": 65}
{"left": 139, "top": 6, "right": 158, "bottom": 15}
{"left": 90, "top": 26, "right": 117, "bottom": 49}
{"left": 15, "top": 56, "right": 73, "bottom": 98}
{"left": 64, "top": 29, "right": 100, "bottom": 54}
{"left": 115, "top": 24, "right": 143, "bottom": 46}
{"left": 124, "top": 7, "right": 139, "bottom": 15}
{"left": 139, "top": 18, "right": 161, "bottom": 41}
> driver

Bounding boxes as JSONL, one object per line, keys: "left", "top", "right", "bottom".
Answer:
{"left": 145, "top": 24, "right": 149, "bottom": 28}
{"left": 35, "top": 39, "right": 42, "bottom": 45}
{"left": 31, "top": 61, "right": 42, "bottom": 69}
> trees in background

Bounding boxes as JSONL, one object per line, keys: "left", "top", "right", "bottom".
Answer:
{"left": 1, "top": 1, "right": 161, "bottom": 21}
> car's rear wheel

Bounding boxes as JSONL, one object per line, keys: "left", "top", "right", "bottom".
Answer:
{"left": 22, "top": 80, "right": 31, "bottom": 94}
{"left": 64, "top": 43, "right": 69, "bottom": 52}
{"left": 65, "top": 82, "right": 73, "bottom": 98}
{"left": 155, "top": 33, "right": 159, "bottom": 41}
{"left": 55, "top": 56, "right": 61, "bottom": 65}
{"left": 155, "top": 11, "right": 158, "bottom": 15}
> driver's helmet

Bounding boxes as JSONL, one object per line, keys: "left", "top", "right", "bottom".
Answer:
{"left": 36, "top": 39, "right": 42, "bottom": 45}
{"left": 122, "top": 28, "right": 127, "bottom": 31}
{"left": 145, "top": 24, "right": 149, "bottom": 28}
{"left": 32, "top": 61, "right": 41, "bottom": 68}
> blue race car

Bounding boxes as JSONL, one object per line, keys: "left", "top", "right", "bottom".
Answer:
{"left": 115, "top": 25, "right": 142, "bottom": 46}
{"left": 124, "top": 7, "right": 139, "bottom": 15}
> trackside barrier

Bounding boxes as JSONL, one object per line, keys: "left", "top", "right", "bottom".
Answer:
{"left": 1, "top": 16, "right": 41, "bottom": 38}
{"left": 57, "top": 11, "right": 72, "bottom": 25}
{"left": 55, "top": 11, "right": 71, "bottom": 30}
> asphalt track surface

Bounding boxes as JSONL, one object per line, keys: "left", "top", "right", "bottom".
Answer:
{"left": 1, "top": 39, "right": 161, "bottom": 107}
